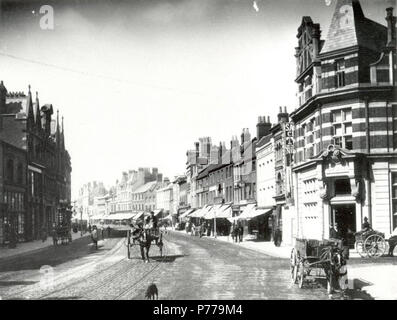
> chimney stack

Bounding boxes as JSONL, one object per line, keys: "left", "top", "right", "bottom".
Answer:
{"left": 256, "top": 116, "right": 272, "bottom": 141}
{"left": 278, "top": 106, "right": 289, "bottom": 123}
{"left": 386, "top": 7, "right": 396, "bottom": 48}
{"left": 312, "top": 23, "right": 321, "bottom": 60}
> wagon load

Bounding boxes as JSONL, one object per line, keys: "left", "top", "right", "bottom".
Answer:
{"left": 290, "top": 238, "right": 347, "bottom": 295}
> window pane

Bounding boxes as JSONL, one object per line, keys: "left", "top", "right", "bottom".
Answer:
{"left": 335, "top": 124, "right": 343, "bottom": 136}
{"left": 333, "top": 111, "right": 342, "bottom": 122}
{"left": 345, "top": 123, "right": 352, "bottom": 134}
{"left": 344, "top": 109, "right": 352, "bottom": 121}
{"left": 345, "top": 136, "right": 353, "bottom": 150}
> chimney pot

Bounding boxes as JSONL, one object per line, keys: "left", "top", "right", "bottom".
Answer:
{"left": 279, "top": 106, "right": 282, "bottom": 113}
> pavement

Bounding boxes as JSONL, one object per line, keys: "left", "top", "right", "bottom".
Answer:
{"left": 0, "top": 231, "right": 90, "bottom": 260}
{"left": 171, "top": 229, "right": 397, "bottom": 300}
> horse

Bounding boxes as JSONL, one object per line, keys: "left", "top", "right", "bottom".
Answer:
{"left": 320, "top": 245, "right": 347, "bottom": 295}
{"left": 136, "top": 228, "right": 163, "bottom": 263}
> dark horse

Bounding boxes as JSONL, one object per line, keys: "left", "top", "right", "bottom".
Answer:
{"left": 136, "top": 228, "right": 164, "bottom": 263}
{"left": 320, "top": 245, "right": 348, "bottom": 295}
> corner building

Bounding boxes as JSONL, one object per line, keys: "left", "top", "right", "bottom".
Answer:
{"left": 290, "top": 0, "right": 397, "bottom": 243}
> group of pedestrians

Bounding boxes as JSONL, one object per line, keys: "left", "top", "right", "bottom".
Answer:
{"left": 184, "top": 219, "right": 244, "bottom": 243}
{"left": 231, "top": 222, "right": 244, "bottom": 243}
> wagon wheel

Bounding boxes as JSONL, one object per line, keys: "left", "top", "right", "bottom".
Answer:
{"left": 297, "top": 261, "right": 305, "bottom": 289}
{"left": 364, "top": 234, "right": 386, "bottom": 258}
{"left": 290, "top": 249, "right": 298, "bottom": 284}
{"left": 355, "top": 240, "right": 367, "bottom": 258}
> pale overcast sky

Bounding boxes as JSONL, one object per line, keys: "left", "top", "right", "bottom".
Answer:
{"left": 0, "top": 0, "right": 393, "bottom": 198}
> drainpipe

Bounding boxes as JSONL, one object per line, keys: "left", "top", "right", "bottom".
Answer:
{"left": 365, "top": 97, "right": 372, "bottom": 224}
{"left": 319, "top": 103, "right": 323, "bottom": 150}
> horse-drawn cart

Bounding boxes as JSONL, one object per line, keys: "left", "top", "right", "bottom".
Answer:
{"left": 126, "top": 226, "right": 164, "bottom": 262}
{"left": 54, "top": 225, "right": 72, "bottom": 245}
{"left": 354, "top": 230, "right": 386, "bottom": 258}
{"left": 290, "top": 239, "right": 348, "bottom": 294}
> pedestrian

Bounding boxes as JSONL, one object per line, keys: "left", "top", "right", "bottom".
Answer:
{"left": 388, "top": 227, "right": 397, "bottom": 257}
{"left": 41, "top": 225, "right": 47, "bottom": 242}
{"left": 107, "top": 226, "right": 111, "bottom": 238}
{"left": 238, "top": 223, "right": 243, "bottom": 243}
{"left": 88, "top": 224, "right": 92, "bottom": 233}
{"left": 91, "top": 226, "right": 98, "bottom": 250}
{"left": 101, "top": 225, "right": 104, "bottom": 239}
{"left": 362, "top": 217, "right": 372, "bottom": 232}
{"left": 52, "top": 224, "right": 58, "bottom": 246}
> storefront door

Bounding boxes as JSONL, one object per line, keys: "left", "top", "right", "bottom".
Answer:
{"left": 330, "top": 204, "right": 356, "bottom": 247}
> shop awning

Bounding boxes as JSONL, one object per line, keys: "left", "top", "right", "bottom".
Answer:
{"left": 203, "top": 205, "right": 221, "bottom": 220}
{"left": 153, "top": 209, "right": 162, "bottom": 217}
{"left": 217, "top": 205, "right": 233, "bottom": 219}
{"left": 162, "top": 214, "right": 172, "bottom": 220}
{"left": 133, "top": 212, "right": 145, "bottom": 220}
{"left": 104, "top": 212, "right": 135, "bottom": 221}
{"left": 204, "top": 205, "right": 232, "bottom": 220}
{"left": 191, "top": 206, "right": 211, "bottom": 218}
{"left": 179, "top": 209, "right": 195, "bottom": 219}
{"left": 237, "top": 204, "right": 256, "bottom": 220}
{"left": 248, "top": 208, "right": 272, "bottom": 219}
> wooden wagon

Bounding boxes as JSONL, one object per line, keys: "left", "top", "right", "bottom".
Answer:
{"left": 290, "top": 238, "right": 348, "bottom": 294}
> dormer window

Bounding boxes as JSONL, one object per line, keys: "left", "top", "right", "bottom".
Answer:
{"left": 335, "top": 59, "right": 346, "bottom": 88}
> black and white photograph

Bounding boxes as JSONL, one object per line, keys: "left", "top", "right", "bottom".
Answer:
{"left": 0, "top": 0, "right": 396, "bottom": 302}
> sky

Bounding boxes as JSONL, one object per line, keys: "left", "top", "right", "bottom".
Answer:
{"left": 0, "top": 0, "right": 393, "bottom": 199}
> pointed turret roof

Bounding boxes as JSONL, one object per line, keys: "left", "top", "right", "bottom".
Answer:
{"left": 26, "top": 85, "right": 35, "bottom": 127}
{"left": 321, "top": 0, "right": 387, "bottom": 54}
{"left": 61, "top": 116, "right": 65, "bottom": 150}
{"left": 56, "top": 109, "right": 61, "bottom": 146}
{"left": 35, "top": 91, "right": 42, "bottom": 130}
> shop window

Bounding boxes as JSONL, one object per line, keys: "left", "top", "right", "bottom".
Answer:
{"left": 334, "top": 179, "right": 351, "bottom": 195}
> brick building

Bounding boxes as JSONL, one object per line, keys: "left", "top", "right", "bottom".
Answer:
{"left": 289, "top": 0, "right": 397, "bottom": 244}
{"left": 0, "top": 140, "right": 27, "bottom": 244}
{"left": 0, "top": 82, "right": 71, "bottom": 242}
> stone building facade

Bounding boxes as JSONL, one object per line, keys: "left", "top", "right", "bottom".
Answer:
{"left": 0, "top": 82, "right": 72, "bottom": 241}
{"left": 290, "top": 0, "right": 397, "bottom": 244}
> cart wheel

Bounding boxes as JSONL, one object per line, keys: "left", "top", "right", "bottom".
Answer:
{"left": 355, "top": 240, "right": 367, "bottom": 258}
{"left": 327, "top": 273, "right": 333, "bottom": 295}
{"left": 290, "top": 249, "right": 298, "bottom": 284}
{"left": 297, "top": 261, "right": 304, "bottom": 289}
{"left": 365, "top": 234, "right": 386, "bottom": 258}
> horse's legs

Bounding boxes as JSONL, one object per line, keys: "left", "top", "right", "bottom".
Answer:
{"left": 140, "top": 245, "right": 145, "bottom": 260}
{"left": 146, "top": 244, "right": 150, "bottom": 262}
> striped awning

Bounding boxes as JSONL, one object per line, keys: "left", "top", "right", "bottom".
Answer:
{"left": 237, "top": 204, "right": 256, "bottom": 220}
{"left": 179, "top": 209, "right": 195, "bottom": 219}
{"left": 133, "top": 212, "right": 145, "bottom": 220}
{"left": 104, "top": 212, "right": 135, "bottom": 221}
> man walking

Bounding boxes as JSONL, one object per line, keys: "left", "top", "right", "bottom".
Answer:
{"left": 91, "top": 226, "right": 98, "bottom": 250}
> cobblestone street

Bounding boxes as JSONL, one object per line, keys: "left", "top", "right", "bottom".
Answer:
{"left": 0, "top": 231, "right": 372, "bottom": 300}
